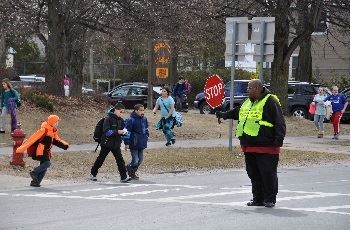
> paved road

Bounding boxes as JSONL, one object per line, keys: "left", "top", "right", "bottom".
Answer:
{"left": 0, "top": 135, "right": 349, "bottom": 156}
{"left": 0, "top": 165, "right": 349, "bottom": 230}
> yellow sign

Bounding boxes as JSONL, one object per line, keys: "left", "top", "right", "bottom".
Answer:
{"left": 156, "top": 68, "right": 169, "bottom": 78}
{"left": 154, "top": 40, "right": 171, "bottom": 66}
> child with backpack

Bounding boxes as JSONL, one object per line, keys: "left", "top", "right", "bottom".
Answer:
{"left": 124, "top": 104, "right": 149, "bottom": 180}
{"left": 90, "top": 103, "right": 131, "bottom": 182}
{"left": 16, "top": 115, "right": 69, "bottom": 187}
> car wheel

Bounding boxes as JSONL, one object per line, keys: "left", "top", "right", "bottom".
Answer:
{"left": 291, "top": 107, "right": 307, "bottom": 118}
{"left": 199, "top": 102, "right": 212, "bottom": 114}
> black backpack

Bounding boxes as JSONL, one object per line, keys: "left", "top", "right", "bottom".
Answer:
{"left": 93, "top": 117, "right": 105, "bottom": 143}
{"left": 93, "top": 117, "right": 106, "bottom": 152}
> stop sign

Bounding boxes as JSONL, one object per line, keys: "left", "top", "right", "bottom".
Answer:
{"left": 204, "top": 74, "right": 225, "bottom": 109}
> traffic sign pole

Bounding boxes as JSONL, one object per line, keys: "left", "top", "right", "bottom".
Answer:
{"left": 259, "top": 21, "right": 266, "bottom": 82}
{"left": 229, "top": 22, "right": 237, "bottom": 151}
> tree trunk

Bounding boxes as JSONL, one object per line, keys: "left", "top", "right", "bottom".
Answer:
{"left": 171, "top": 43, "right": 179, "bottom": 86}
{"left": 46, "top": 0, "right": 65, "bottom": 96}
{"left": 69, "top": 46, "right": 84, "bottom": 96}
{"left": 0, "top": 31, "right": 6, "bottom": 68}
{"left": 270, "top": 5, "right": 291, "bottom": 115}
{"left": 65, "top": 28, "right": 86, "bottom": 97}
{"left": 295, "top": 37, "right": 312, "bottom": 82}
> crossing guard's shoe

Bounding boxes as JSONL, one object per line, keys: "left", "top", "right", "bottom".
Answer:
{"left": 264, "top": 202, "right": 275, "bottom": 208}
{"left": 246, "top": 199, "right": 264, "bottom": 206}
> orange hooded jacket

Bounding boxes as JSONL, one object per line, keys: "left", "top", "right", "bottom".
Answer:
{"left": 16, "top": 115, "right": 69, "bottom": 159}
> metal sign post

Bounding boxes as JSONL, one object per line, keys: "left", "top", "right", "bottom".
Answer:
{"left": 225, "top": 17, "right": 275, "bottom": 151}
{"left": 225, "top": 17, "right": 248, "bottom": 151}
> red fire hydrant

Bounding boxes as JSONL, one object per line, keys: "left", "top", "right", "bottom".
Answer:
{"left": 10, "top": 123, "right": 26, "bottom": 167}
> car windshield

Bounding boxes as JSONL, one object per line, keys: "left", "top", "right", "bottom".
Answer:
{"left": 224, "top": 81, "right": 248, "bottom": 95}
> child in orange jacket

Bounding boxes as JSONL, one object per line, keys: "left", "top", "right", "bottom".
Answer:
{"left": 16, "top": 115, "right": 69, "bottom": 187}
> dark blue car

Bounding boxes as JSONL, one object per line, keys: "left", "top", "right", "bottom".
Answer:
{"left": 193, "top": 80, "right": 250, "bottom": 114}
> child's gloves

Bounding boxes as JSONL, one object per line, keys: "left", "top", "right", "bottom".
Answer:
{"left": 106, "top": 130, "right": 114, "bottom": 137}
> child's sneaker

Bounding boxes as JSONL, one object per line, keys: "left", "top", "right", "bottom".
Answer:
{"left": 29, "top": 171, "right": 39, "bottom": 183}
{"left": 30, "top": 181, "right": 40, "bottom": 187}
{"left": 131, "top": 172, "right": 139, "bottom": 180}
{"left": 90, "top": 174, "right": 97, "bottom": 181}
{"left": 120, "top": 177, "right": 132, "bottom": 183}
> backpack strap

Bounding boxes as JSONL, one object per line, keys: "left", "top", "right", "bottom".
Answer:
{"left": 160, "top": 99, "right": 169, "bottom": 113}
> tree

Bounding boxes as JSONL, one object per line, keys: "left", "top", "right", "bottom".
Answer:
{"left": 294, "top": 0, "right": 350, "bottom": 82}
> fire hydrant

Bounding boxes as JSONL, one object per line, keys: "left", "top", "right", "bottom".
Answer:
{"left": 10, "top": 123, "right": 26, "bottom": 167}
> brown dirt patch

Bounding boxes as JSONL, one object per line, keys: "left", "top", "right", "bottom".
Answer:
{"left": 0, "top": 96, "right": 348, "bottom": 146}
{"left": 0, "top": 148, "right": 348, "bottom": 182}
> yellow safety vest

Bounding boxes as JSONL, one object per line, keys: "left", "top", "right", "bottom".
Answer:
{"left": 236, "top": 94, "right": 279, "bottom": 137}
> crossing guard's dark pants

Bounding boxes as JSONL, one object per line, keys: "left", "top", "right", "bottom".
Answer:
{"left": 244, "top": 153, "right": 279, "bottom": 203}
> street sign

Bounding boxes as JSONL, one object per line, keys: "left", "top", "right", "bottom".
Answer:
{"left": 204, "top": 74, "right": 225, "bottom": 109}
{"left": 251, "top": 17, "right": 275, "bottom": 44}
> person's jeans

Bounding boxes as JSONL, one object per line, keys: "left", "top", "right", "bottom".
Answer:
{"left": 1, "top": 106, "right": 17, "bottom": 132}
{"left": 314, "top": 114, "right": 325, "bottom": 131}
{"left": 129, "top": 149, "right": 144, "bottom": 170}
{"left": 33, "top": 160, "right": 51, "bottom": 184}
{"left": 175, "top": 95, "right": 183, "bottom": 110}
{"left": 161, "top": 117, "right": 175, "bottom": 143}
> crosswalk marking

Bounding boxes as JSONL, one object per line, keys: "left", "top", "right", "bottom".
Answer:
{"left": 0, "top": 183, "right": 349, "bottom": 216}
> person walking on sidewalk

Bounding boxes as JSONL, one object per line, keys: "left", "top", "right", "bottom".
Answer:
{"left": 0, "top": 78, "right": 20, "bottom": 133}
{"left": 216, "top": 79, "right": 286, "bottom": 208}
{"left": 16, "top": 115, "right": 69, "bottom": 187}
{"left": 313, "top": 87, "right": 327, "bottom": 138}
{"left": 153, "top": 86, "right": 176, "bottom": 146}
{"left": 324, "top": 86, "right": 349, "bottom": 140}
{"left": 124, "top": 104, "right": 149, "bottom": 180}
{"left": 90, "top": 103, "right": 131, "bottom": 183}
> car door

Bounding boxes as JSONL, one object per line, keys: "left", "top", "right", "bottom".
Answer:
{"left": 125, "top": 86, "right": 147, "bottom": 108}
{"left": 109, "top": 86, "right": 130, "bottom": 106}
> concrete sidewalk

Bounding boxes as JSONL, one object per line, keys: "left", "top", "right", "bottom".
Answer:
{"left": 0, "top": 135, "right": 349, "bottom": 155}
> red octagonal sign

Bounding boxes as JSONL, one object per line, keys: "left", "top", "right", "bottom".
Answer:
{"left": 204, "top": 74, "right": 225, "bottom": 109}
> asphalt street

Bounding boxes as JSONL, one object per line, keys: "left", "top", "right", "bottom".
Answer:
{"left": 0, "top": 165, "right": 349, "bottom": 230}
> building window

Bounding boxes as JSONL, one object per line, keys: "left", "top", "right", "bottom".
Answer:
{"left": 312, "top": 11, "right": 328, "bottom": 35}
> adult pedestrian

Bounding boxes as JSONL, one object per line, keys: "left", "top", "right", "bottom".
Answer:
{"left": 0, "top": 78, "right": 20, "bottom": 133}
{"left": 324, "top": 86, "right": 349, "bottom": 140}
{"left": 63, "top": 74, "right": 70, "bottom": 97}
{"left": 153, "top": 86, "right": 176, "bottom": 146}
{"left": 90, "top": 103, "right": 131, "bottom": 182}
{"left": 16, "top": 115, "right": 69, "bottom": 187}
{"left": 216, "top": 79, "right": 286, "bottom": 208}
{"left": 172, "top": 77, "right": 185, "bottom": 111}
{"left": 312, "top": 87, "right": 327, "bottom": 138}
{"left": 124, "top": 104, "right": 149, "bottom": 180}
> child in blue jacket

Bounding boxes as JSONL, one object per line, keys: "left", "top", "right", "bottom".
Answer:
{"left": 124, "top": 104, "right": 149, "bottom": 180}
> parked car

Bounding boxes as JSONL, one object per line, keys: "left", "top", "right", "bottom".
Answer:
{"left": 193, "top": 80, "right": 250, "bottom": 114}
{"left": 106, "top": 82, "right": 188, "bottom": 110}
{"left": 221, "top": 81, "right": 327, "bottom": 119}
{"left": 340, "top": 88, "right": 350, "bottom": 123}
